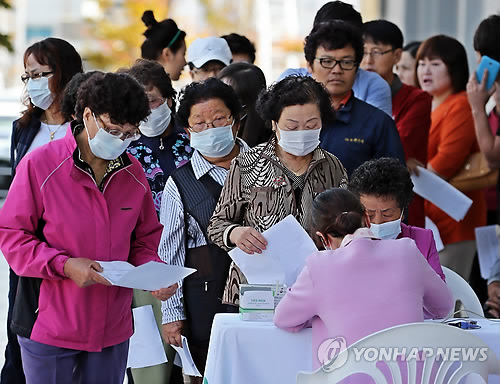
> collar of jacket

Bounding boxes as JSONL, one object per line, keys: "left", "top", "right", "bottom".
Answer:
{"left": 333, "top": 93, "right": 355, "bottom": 124}
{"left": 65, "top": 121, "right": 132, "bottom": 189}
{"left": 260, "top": 134, "right": 328, "bottom": 175}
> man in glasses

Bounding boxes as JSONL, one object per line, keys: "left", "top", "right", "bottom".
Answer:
{"left": 279, "top": 1, "right": 392, "bottom": 116}
{"left": 304, "top": 21, "right": 405, "bottom": 177}
{"left": 361, "top": 20, "right": 432, "bottom": 228}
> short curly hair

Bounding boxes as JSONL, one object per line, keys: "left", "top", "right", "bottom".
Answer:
{"left": 126, "top": 59, "right": 177, "bottom": 110}
{"left": 348, "top": 157, "right": 414, "bottom": 209}
{"left": 74, "top": 72, "right": 150, "bottom": 127}
{"left": 256, "top": 75, "right": 334, "bottom": 127}
{"left": 305, "top": 21, "right": 364, "bottom": 66}
{"left": 176, "top": 77, "right": 241, "bottom": 129}
{"left": 61, "top": 71, "right": 99, "bottom": 121}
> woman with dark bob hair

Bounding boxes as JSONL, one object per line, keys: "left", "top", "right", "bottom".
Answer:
{"left": 217, "top": 62, "right": 270, "bottom": 147}
{"left": 274, "top": 188, "right": 453, "bottom": 373}
{"left": 159, "top": 78, "right": 248, "bottom": 382}
{"left": 207, "top": 75, "right": 348, "bottom": 305}
{"left": 1, "top": 37, "right": 83, "bottom": 383}
{"left": 348, "top": 158, "right": 445, "bottom": 283}
{"left": 0, "top": 72, "right": 177, "bottom": 384}
{"left": 141, "top": 10, "right": 187, "bottom": 81}
{"left": 415, "top": 35, "right": 486, "bottom": 282}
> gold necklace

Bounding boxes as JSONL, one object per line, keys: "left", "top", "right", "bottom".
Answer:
{"left": 47, "top": 123, "right": 64, "bottom": 141}
{"left": 277, "top": 146, "right": 310, "bottom": 175}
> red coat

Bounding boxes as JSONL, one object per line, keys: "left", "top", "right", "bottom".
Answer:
{"left": 393, "top": 84, "right": 432, "bottom": 227}
{"left": 425, "top": 92, "right": 486, "bottom": 245}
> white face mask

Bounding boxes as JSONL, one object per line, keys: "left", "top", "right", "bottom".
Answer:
{"left": 190, "top": 123, "right": 235, "bottom": 158}
{"left": 277, "top": 126, "right": 321, "bottom": 157}
{"left": 139, "top": 101, "right": 172, "bottom": 137}
{"left": 27, "top": 76, "right": 54, "bottom": 110}
{"left": 369, "top": 211, "right": 403, "bottom": 240}
{"left": 84, "top": 114, "right": 134, "bottom": 160}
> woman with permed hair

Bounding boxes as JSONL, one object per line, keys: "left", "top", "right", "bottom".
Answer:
{"left": 274, "top": 188, "right": 453, "bottom": 373}
{"left": 141, "top": 10, "right": 187, "bottom": 81}
{"left": 207, "top": 75, "right": 348, "bottom": 305}
{"left": 348, "top": 157, "right": 445, "bottom": 283}
{"left": 0, "top": 71, "right": 178, "bottom": 384}
{"left": 1, "top": 37, "right": 83, "bottom": 383}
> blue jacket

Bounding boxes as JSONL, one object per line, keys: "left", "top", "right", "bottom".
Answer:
{"left": 10, "top": 117, "right": 41, "bottom": 177}
{"left": 320, "top": 94, "right": 405, "bottom": 176}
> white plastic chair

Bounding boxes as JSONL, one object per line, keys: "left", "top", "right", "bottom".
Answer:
{"left": 296, "top": 322, "right": 499, "bottom": 384}
{"left": 442, "top": 266, "right": 484, "bottom": 318}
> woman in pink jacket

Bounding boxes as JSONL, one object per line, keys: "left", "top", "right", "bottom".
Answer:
{"left": 273, "top": 188, "right": 453, "bottom": 372}
{"left": 348, "top": 157, "right": 446, "bottom": 281}
{"left": 0, "top": 72, "right": 177, "bottom": 384}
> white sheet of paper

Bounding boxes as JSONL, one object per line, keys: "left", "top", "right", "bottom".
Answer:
{"left": 171, "top": 336, "right": 202, "bottom": 377}
{"left": 97, "top": 261, "right": 196, "bottom": 291}
{"left": 425, "top": 216, "right": 444, "bottom": 252}
{"left": 127, "top": 305, "right": 167, "bottom": 368}
{"left": 411, "top": 166, "right": 472, "bottom": 221}
{"left": 229, "top": 215, "right": 318, "bottom": 286}
{"left": 475, "top": 225, "right": 500, "bottom": 280}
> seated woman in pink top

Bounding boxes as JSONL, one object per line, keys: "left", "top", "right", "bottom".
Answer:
{"left": 273, "top": 188, "right": 453, "bottom": 371}
{"left": 348, "top": 157, "right": 445, "bottom": 281}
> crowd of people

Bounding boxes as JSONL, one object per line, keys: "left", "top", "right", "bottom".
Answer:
{"left": 0, "top": 1, "right": 499, "bottom": 383}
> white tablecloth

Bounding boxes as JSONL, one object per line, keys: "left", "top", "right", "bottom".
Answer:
{"left": 203, "top": 314, "right": 500, "bottom": 384}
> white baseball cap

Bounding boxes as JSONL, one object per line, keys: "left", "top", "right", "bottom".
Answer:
{"left": 187, "top": 37, "right": 232, "bottom": 68}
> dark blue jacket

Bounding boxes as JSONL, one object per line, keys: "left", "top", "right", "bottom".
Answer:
{"left": 320, "top": 94, "right": 405, "bottom": 176}
{"left": 10, "top": 117, "right": 41, "bottom": 177}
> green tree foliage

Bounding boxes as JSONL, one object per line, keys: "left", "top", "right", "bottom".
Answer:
{"left": 0, "top": 0, "right": 13, "bottom": 52}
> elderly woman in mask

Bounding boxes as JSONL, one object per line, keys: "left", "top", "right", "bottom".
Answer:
{"left": 0, "top": 72, "right": 177, "bottom": 384}
{"left": 207, "top": 75, "right": 348, "bottom": 305}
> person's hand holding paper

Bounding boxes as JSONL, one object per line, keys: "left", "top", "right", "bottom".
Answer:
{"left": 229, "top": 226, "right": 268, "bottom": 254}
{"left": 96, "top": 261, "right": 195, "bottom": 294}
{"left": 228, "top": 215, "right": 318, "bottom": 286}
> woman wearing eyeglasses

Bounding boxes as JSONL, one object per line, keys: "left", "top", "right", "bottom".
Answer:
{"left": 158, "top": 78, "right": 249, "bottom": 383}
{"left": 0, "top": 37, "right": 83, "bottom": 384}
{"left": 0, "top": 71, "right": 178, "bottom": 384}
{"left": 207, "top": 75, "right": 348, "bottom": 305}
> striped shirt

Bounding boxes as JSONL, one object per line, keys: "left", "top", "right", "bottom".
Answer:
{"left": 159, "top": 141, "right": 248, "bottom": 324}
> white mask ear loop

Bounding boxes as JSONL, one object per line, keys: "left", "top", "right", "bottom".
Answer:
{"left": 320, "top": 234, "right": 332, "bottom": 251}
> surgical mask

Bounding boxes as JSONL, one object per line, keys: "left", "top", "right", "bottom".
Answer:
{"left": 277, "top": 126, "right": 321, "bottom": 157}
{"left": 27, "top": 77, "right": 54, "bottom": 110}
{"left": 369, "top": 211, "right": 403, "bottom": 240}
{"left": 190, "top": 123, "right": 235, "bottom": 158}
{"left": 84, "top": 114, "right": 134, "bottom": 160}
{"left": 139, "top": 101, "right": 172, "bottom": 137}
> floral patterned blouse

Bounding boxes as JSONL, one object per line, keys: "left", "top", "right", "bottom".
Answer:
{"left": 127, "top": 132, "right": 192, "bottom": 216}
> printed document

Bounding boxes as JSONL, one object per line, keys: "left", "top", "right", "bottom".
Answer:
{"left": 475, "top": 225, "right": 500, "bottom": 280}
{"left": 127, "top": 305, "right": 167, "bottom": 368}
{"left": 411, "top": 166, "right": 472, "bottom": 221}
{"left": 229, "top": 215, "right": 318, "bottom": 286}
{"left": 97, "top": 261, "right": 195, "bottom": 291}
{"left": 172, "top": 336, "right": 202, "bottom": 377}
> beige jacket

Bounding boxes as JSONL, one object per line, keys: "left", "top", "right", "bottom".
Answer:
{"left": 207, "top": 136, "right": 348, "bottom": 304}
